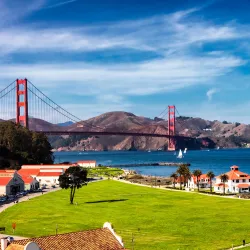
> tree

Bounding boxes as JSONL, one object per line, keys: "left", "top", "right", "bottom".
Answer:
{"left": 193, "top": 169, "right": 202, "bottom": 191}
{"left": 0, "top": 121, "right": 54, "bottom": 168}
{"left": 183, "top": 166, "right": 191, "bottom": 188}
{"left": 177, "top": 164, "right": 190, "bottom": 190}
{"left": 220, "top": 174, "right": 229, "bottom": 195}
{"left": 59, "top": 166, "right": 88, "bottom": 204}
{"left": 207, "top": 171, "right": 215, "bottom": 193}
{"left": 170, "top": 173, "right": 178, "bottom": 188}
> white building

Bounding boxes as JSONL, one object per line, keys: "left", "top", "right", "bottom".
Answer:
{"left": 188, "top": 174, "right": 211, "bottom": 189}
{"left": 214, "top": 166, "right": 250, "bottom": 193}
{"left": 77, "top": 160, "right": 96, "bottom": 168}
{"left": 18, "top": 175, "right": 40, "bottom": 191}
{"left": 21, "top": 164, "right": 76, "bottom": 170}
{"left": 18, "top": 168, "right": 64, "bottom": 188}
{"left": 0, "top": 170, "right": 24, "bottom": 195}
{"left": 37, "top": 171, "right": 62, "bottom": 187}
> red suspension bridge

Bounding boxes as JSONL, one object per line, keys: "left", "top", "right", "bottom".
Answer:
{"left": 0, "top": 79, "right": 194, "bottom": 151}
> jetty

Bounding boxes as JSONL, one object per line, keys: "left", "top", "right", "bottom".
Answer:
{"left": 109, "top": 162, "right": 190, "bottom": 168}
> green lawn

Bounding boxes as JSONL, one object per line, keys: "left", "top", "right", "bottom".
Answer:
{"left": 88, "top": 167, "right": 123, "bottom": 177}
{"left": 1, "top": 180, "right": 250, "bottom": 250}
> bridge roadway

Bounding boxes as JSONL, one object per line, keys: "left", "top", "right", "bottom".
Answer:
{"left": 39, "top": 130, "right": 192, "bottom": 140}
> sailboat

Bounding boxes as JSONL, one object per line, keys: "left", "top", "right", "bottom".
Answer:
{"left": 177, "top": 149, "right": 183, "bottom": 159}
{"left": 184, "top": 148, "right": 187, "bottom": 154}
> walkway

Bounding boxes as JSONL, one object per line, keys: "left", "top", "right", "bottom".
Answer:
{"left": 114, "top": 178, "right": 249, "bottom": 201}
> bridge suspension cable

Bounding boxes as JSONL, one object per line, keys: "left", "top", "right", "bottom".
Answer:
{"left": 27, "top": 80, "right": 105, "bottom": 130}
{"left": 0, "top": 80, "right": 16, "bottom": 121}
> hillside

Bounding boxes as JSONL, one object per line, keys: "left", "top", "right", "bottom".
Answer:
{"left": 1, "top": 112, "right": 249, "bottom": 151}
{"left": 46, "top": 112, "right": 250, "bottom": 151}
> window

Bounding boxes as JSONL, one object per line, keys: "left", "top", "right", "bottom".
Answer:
{"left": 236, "top": 180, "right": 239, "bottom": 183}
{"left": 233, "top": 180, "right": 235, "bottom": 182}
{"left": 243, "top": 179, "right": 246, "bottom": 183}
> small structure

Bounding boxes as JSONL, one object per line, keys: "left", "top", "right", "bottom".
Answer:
{"left": 20, "top": 176, "right": 39, "bottom": 191}
{"left": 77, "top": 160, "right": 96, "bottom": 168}
{"left": 188, "top": 174, "right": 211, "bottom": 189}
{"left": 214, "top": 166, "right": 250, "bottom": 193}
{"left": 0, "top": 170, "right": 24, "bottom": 195}
{"left": 21, "top": 164, "right": 76, "bottom": 170}
{"left": 2, "top": 223, "right": 125, "bottom": 250}
{"left": 37, "top": 171, "right": 62, "bottom": 187}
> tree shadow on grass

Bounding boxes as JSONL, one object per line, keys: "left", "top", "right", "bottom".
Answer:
{"left": 85, "top": 199, "right": 128, "bottom": 204}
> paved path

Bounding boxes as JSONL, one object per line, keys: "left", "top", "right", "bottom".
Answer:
{"left": 226, "top": 243, "right": 250, "bottom": 249}
{"left": 0, "top": 188, "right": 61, "bottom": 214}
{"left": 114, "top": 179, "right": 249, "bottom": 201}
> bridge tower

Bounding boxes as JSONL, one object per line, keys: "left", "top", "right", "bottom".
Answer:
{"left": 168, "top": 105, "right": 176, "bottom": 151}
{"left": 16, "top": 79, "right": 29, "bottom": 128}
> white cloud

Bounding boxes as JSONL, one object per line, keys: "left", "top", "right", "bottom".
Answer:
{"left": 43, "top": 0, "right": 78, "bottom": 9}
{"left": 0, "top": 2, "right": 249, "bottom": 120}
{"left": 0, "top": 55, "right": 244, "bottom": 97}
{"left": 206, "top": 88, "right": 219, "bottom": 101}
{"left": 0, "top": 6, "right": 249, "bottom": 55}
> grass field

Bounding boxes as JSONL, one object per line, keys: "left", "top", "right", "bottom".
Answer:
{"left": 88, "top": 167, "right": 124, "bottom": 177}
{"left": 1, "top": 180, "right": 250, "bottom": 250}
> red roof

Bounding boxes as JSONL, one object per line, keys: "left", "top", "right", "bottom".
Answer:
{"left": 18, "top": 169, "right": 40, "bottom": 176}
{"left": 0, "top": 170, "right": 15, "bottom": 173}
{"left": 214, "top": 183, "right": 229, "bottom": 187}
{"left": 237, "top": 184, "right": 250, "bottom": 188}
{"left": 215, "top": 166, "right": 250, "bottom": 181}
{"left": 192, "top": 174, "right": 211, "bottom": 184}
{"left": 41, "top": 168, "right": 63, "bottom": 171}
{"left": 0, "top": 177, "right": 12, "bottom": 185}
{"left": 37, "top": 172, "right": 61, "bottom": 177}
{"left": 21, "top": 175, "right": 35, "bottom": 184}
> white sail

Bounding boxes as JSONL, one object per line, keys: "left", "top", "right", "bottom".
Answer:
{"left": 184, "top": 148, "right": 187, "bottom": 154}
{"left": 177, "top": 149, "right": 183, "bottom": 159}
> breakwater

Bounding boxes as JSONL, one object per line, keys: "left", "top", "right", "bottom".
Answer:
{"left": 109, "top": 162, "right": 190, "bottom": 168}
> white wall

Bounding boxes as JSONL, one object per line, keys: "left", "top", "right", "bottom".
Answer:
{"left": 0, "top": 186, "right": 6, "bottom": 195}
{"left": 78, "top": 162, "right": 96, "bottom": 168}
{"left": 38, "top": 176, "right": 60, "bottom": 186}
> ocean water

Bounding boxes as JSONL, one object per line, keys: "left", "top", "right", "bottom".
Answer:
{"left": 54, "top": 148, "right": 250, "bottom": 177}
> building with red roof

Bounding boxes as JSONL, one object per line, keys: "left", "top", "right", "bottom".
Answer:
{"left": 214, "top": 166, "right": 250, "bottom": 193}
{"left": 0, "top": 171, "right": 24, "bottom": 196}
{"left": 77, "top": 160, "right": 96, "bottom": 168}
{"left": 188, "top": 174, "right": 212, "bottom": 189}
{"left": 37, "top": 171, "right": 62, "bottom": 187}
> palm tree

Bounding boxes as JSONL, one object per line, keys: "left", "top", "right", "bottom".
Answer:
{"left": 170, "top": 173, "right": 178, "bottom": 188}
{"left": 220, "top": 174, "right": 229, "bottom": 195}
{"left": 207, "top": 171, "right": 215, "bottom": 193}
{"left": 177, "top": 164, "right": 189, "bottom": 190}
{"left": 183, "top": 167, "right": 191, "bottom": 188}
{"left": 193, "top": 169, "right": 202, "bottom": 191}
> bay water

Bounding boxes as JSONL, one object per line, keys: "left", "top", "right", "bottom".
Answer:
{"left": 54, "top": 148, "right": 250, "bottom": 177}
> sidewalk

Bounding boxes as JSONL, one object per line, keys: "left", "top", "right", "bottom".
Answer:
{"left": 0, "top": 187, "right": 61, "bottom": 214}
{"left": 114, "top": 179, "right": 250, "bottom": 201}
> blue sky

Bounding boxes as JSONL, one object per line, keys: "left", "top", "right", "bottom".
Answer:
{"left": 1, "top": 0, "right": 250, "bottom": 123}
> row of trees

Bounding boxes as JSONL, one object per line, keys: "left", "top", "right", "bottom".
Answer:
{"left": 170, "top": 165, "right": 229, "bottom": 194}
{"left": 0, "top": 121, "right": 54, "bottom": 169}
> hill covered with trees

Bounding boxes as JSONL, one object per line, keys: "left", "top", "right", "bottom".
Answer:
{"left": 0, "top": 121, "right": 54, "bottom": 169}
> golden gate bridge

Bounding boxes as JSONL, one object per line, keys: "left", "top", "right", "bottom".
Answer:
{"left": 0, "top": 78, "right": 195, "bottom": 151}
